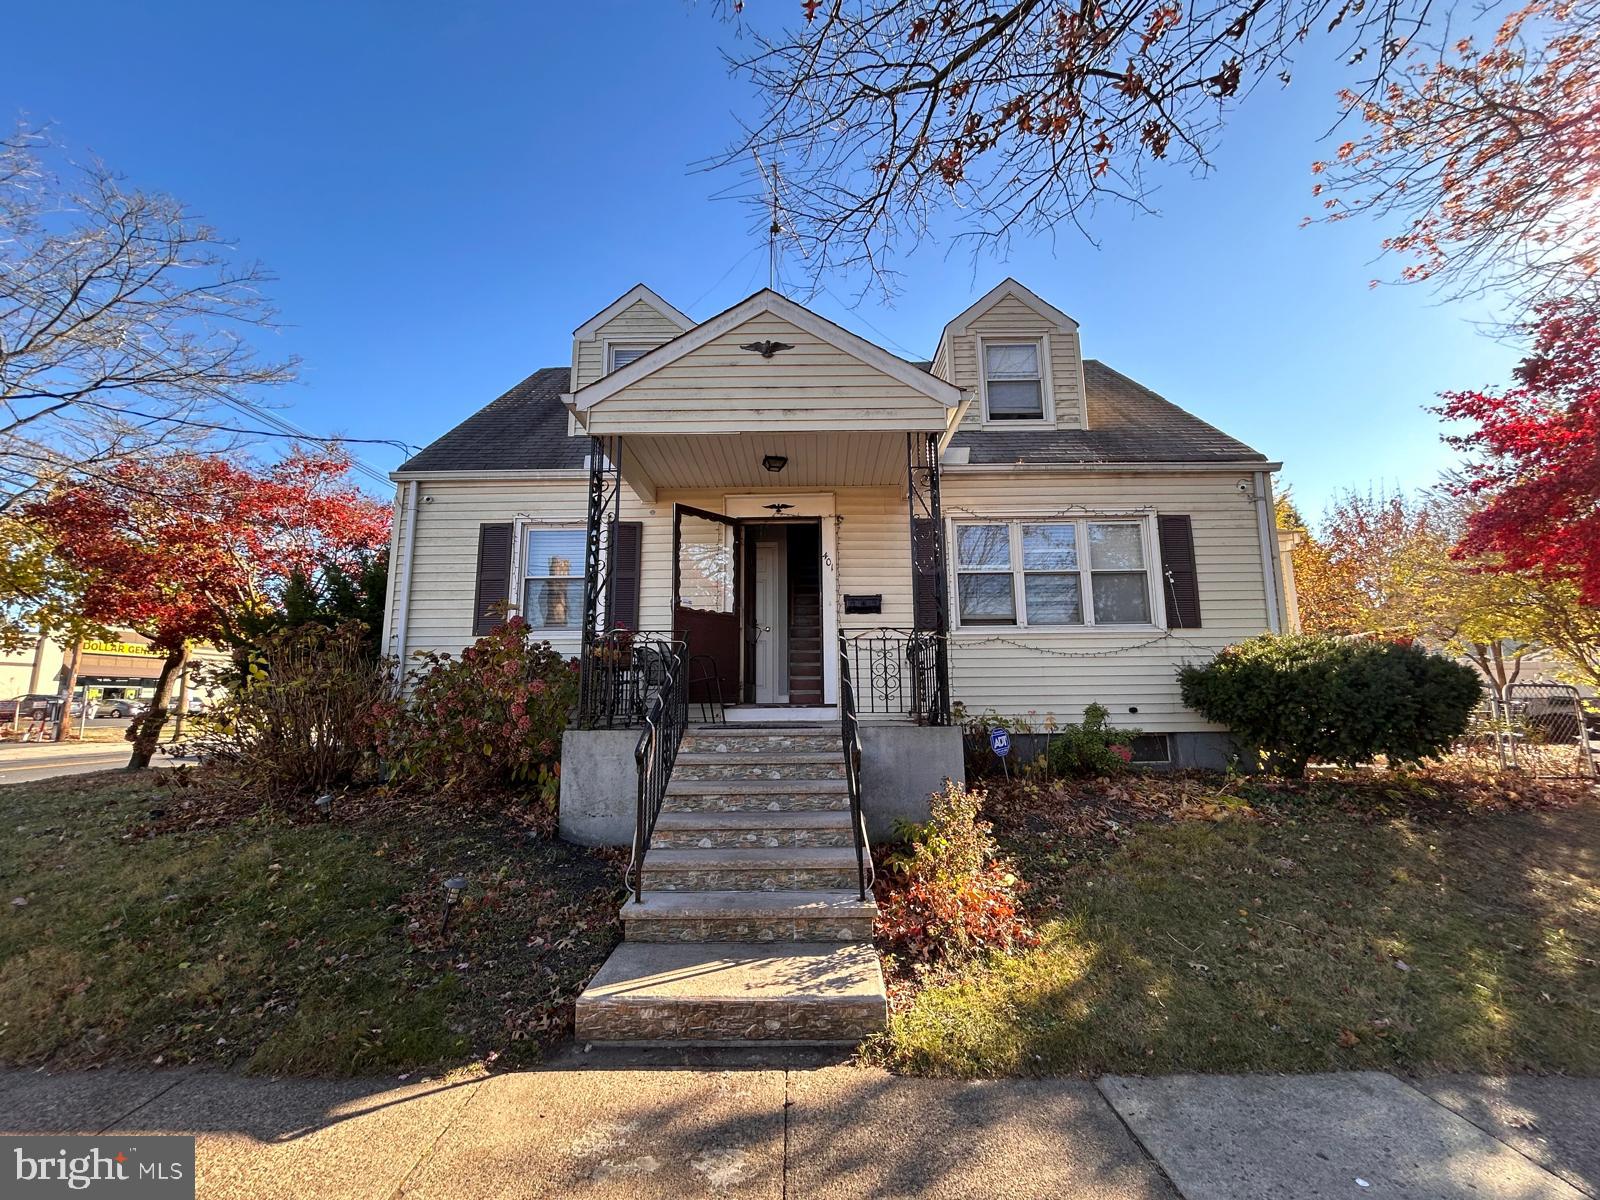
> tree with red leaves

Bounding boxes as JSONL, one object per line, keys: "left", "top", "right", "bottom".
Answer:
{"left": 25, "top": 451, "right": 389, "bottom": 768}
{"left": 1437, "top": 299, "right": 1600, "bottom": 605}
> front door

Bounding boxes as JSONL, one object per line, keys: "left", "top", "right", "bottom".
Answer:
{"left": 673, "top": 505, "right": 741, "bottom": 708}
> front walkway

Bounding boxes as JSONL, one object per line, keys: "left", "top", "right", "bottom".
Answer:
{"left": 3, "top": 1057, "right": 1594, "bottom": 1198}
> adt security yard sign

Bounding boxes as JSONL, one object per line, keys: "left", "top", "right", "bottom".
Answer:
{"left": 989, "top": 727, "right": 1012, "bottom": 778}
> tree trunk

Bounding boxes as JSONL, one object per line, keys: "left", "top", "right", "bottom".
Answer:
{"left": 172, "top": 645, "right": 192, "bottom": 741}
{"left": 127, "top": 647, "right": 183, "bottom": 769}
{"left": 55, "top": 638, "right": 83, "bottom": 742}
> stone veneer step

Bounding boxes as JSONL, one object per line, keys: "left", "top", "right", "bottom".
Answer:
{"left": 641, "top": 845, "right": 863, "bottom": 892}
{"left": 651, "top": 809, "right": 854, "bottom": 849}
{"left": 663, "top": 776, "right": 850, "bottom": 813}
{"left": 574, "top": 941, "right": 887, "bottom": 1044}
{"left": 622, "top": 889, "right": 876, "bottom": 942}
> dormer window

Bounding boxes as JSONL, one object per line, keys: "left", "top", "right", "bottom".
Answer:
{"left": 981, "top": 339, "right": 1049, "bottom": 421}
{"left": 607, "top": 343, "right": 654, "bottom": 372}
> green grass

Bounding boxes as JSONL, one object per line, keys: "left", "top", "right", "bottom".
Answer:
{"left": 872, "top": 801, "right": 1600, "bottom": 1077}
{"left": 0, "top": 771, "right": 620, "bottom": 1076}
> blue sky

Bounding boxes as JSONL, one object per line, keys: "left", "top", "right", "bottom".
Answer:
{"left": 6, "top": 1, "right": 1520, "bottom": 516}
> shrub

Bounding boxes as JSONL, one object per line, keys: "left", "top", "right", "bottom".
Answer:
{"left": 180, "top": 622, "right": 394, "bottom": 796}
{"left": 1046, "top": 702, "right": 1141, "bottom": 778}
{"left": 1177, "top": 633, "right": 1483, "bottom": 776}
{"left": 875, "top": 780, "right": 1036, "bottom": 965}
{"left": 380, "top": 617, "right": 578, "bottom": 802}
{"left": 952, "top": 702, "right": 1054, "bottom": 778}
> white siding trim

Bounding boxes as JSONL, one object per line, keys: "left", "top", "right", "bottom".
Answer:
{"left": 390, "top": 481, "right": 420, "bottom": 670}
{"left": 391, "top": 469, "right": 590, "bottom": 482}
{"left": 941, "top": 460, "right": 1284, "bottom": 475}
{"left": 1253, "top": 470, "right": 1284, "bottom": 633}
{"left": 573, "top": 284, "right": 693, "bottom": 339}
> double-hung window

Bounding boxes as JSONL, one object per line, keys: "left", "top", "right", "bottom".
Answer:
{"left": 981, "top": 340, "right": 1047, "bottom": 421}
{"left": 953, "top": 518, "right": 1155, "bottom": 627}
{"left": 521, "top": 527, "right": 584, "bottom": 630}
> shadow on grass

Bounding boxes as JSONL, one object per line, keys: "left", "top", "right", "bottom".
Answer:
{"left": 874, "top": 801, "right": 1600, "bottom": 1078}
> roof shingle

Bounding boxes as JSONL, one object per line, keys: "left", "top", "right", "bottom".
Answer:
{"left": 396, "top": 358, "right": 1265, "bottom": 475}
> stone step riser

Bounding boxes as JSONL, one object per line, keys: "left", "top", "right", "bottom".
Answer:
{"left": 576, "top": 998, "right": 885, "bottom": 1044}
{"left": 642, "top": 866, "right": 860, "bottom": 892}
{"left": 650, "top": 826, "right": 853, "bottom": 850}
{"left": 624, "top": 915, "right": 873, "bottom": 943}
{"left": 680, "top": 734, "right": 839, "bottom": 754}
{"left": 661, "top": 798, "right": 852, "bottom": 816}
{"left": 673, "top": 762, "right": 845, "bottom": 782}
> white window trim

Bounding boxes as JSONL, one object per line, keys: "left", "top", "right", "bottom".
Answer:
{"left": 604, "top": 340, "right": 662, "bottom": 373}
{"left": 948, "top": 514, "right": 1167, "bottom": 631}
{"left": 512, "top": 519, "right": 587, "bottom": 631}
{"left": 977, "top": 333, "right": 1054, "bottom": 426}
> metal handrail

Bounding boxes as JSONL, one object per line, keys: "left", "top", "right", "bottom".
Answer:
{"left": 628, "top": 639, "right": 688, "bottom": 902}
{"left": 837, "top": 630, "right": 874, "bottom": 901}
{"left": 841, "top": 627, "right": 949, "bottom": 725}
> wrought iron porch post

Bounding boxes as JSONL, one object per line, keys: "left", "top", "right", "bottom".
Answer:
{"left": 907, "top": 431, "right": 952, "bottom": 725}
{"left": 579, "top": 434, "right": 622, "bottom": 729}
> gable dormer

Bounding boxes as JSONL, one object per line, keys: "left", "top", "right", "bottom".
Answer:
{"left": 933, "top": 280, "right": 1087, "bottom": 431}
{"left": 570, "top": 284, "right": 694, "bottom": 391}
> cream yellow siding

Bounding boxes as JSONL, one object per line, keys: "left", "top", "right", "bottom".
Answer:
{"left": 572, "top": 299, "right": 687, "bottom": 391}
{"left": 940, "top": 470, "right": 1271, "bottom": 730}
{"left": 583, "top": 313, "right": 951, "bottom": 435}
{"left": 390, "top": 467, "right": 1275, "bottom": 733}
{"left": 946, "top": 293, "right": 1085, "bottom": 430}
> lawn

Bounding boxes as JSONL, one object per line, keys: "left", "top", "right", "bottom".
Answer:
{"left": 872, "top": 774, "right": 1600, "bottom": 1077}
{"left": 0, "top": 770, "right": 620, "bottom": 1076}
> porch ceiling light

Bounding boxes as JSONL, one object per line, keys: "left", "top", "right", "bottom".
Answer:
{"left": 762, "top": 454, "right": 788, "bottom": 473}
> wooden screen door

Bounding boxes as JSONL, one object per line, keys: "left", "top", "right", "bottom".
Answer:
{"left": 673, "top": 504, "right": 741, "bottom": 707}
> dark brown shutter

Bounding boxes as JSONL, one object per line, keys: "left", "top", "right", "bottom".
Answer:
{"left": 911, "top": 517, "right": 944, "bottom": 631}
{"left": 472, "top": 523, "right": 514, "bottom": 636}
{"left": 607, "top": 520, "right": 643, "bottom": 631}
{"left": 1157, "top": 514, "right": 1202, "bottom": 629}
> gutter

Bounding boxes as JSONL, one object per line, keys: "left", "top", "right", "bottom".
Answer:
{"left": 390, "top": 481, "right": 421, "bottom": 675}
{"left": 941, "top": 459, "right": 1283, "bottom": 475}
{"left": 389, "top": 468, "right": 591, "bottom": 482}
{"left": 1252, "top": 470, "right": 1284, "bottom": 633}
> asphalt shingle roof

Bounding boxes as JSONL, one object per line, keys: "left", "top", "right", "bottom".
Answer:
{"left": 396, "top": 358, "right": 1265, "bottom": 475}
{"left": 949, "top": 360, "right": 1266, "bottom": 465}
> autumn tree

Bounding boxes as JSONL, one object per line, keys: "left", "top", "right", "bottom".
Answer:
{"left": 720, "top": 0, "right": 1434, "bottom": 285}
{"left": 1316, "top": 0, "right": 1600, "bottom": 315}
{"left": 1437, "top": 298, "right": 1600, "bottom": 604}
{"left": 0, "top": 123, "right": 296, "bottom": 513}
{"left": 25, "top": 452, "right": 389, "bottom": 768}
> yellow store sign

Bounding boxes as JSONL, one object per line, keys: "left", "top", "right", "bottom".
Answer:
{"left": 82, "top": 639, "right": 159, "bottom": 657}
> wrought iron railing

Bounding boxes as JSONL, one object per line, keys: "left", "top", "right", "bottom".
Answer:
{"left": 628, "top": 639, "right": 688, "bottom": 903}
{"left": 842, "top": 628, "right": 950, "bottom": 725}
{"left": 578, "top": 629, "right": 680, "bottom": 729}
{"left": 837, "top": 630, "right": 873, "bottom": 901}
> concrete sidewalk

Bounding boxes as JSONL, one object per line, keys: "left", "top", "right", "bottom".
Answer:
{"left": 2, "top": 1058, "right": 1594, "bottom": 1199}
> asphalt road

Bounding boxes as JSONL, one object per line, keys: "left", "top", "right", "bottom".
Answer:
{"left": 0, "top": 741, "right": 184, "bottom": 784}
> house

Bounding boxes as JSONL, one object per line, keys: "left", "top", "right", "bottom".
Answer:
{"left": 382, "top": 278, "right": 1291, "bottom": 1043}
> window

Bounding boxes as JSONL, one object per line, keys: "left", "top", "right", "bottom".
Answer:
{"left": 521, "top": 527, "right": 584, "bottom": 629}
{"left": 1128, "top": 733, "right": 1171, "bottom": 764}
{"left": 982, "top": 340, "right": 1046, "bottom": 421}
{"left": 953, "top": 518, "right": 1155, "bottom": 627}
{"left": 607, "top": 343, "right": 654, "bottom": 372}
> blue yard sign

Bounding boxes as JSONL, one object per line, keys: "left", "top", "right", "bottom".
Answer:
{"left": 989, "top": 728, "right": 1011, "bottom": 757}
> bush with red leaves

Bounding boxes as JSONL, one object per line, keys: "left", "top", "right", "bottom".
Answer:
{"left": 874, "top": 780, "right": 1037, "bottom": 965}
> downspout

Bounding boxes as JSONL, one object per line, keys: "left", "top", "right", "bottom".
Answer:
{"left": 390, "top": 481, "right": 421, "bottom": 678}
{"left": 1252, "top": 471, "right": 1283, "bottom": 634}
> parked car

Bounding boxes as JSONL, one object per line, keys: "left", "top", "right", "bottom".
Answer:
{"left": 166, "top": 696, "right": 205, "bottom": 714}
{"left": 0, "top": 693, "right": 64, "bottom": 722}
{"left": 96, "top": 698, "right": 150, "bottom": 719}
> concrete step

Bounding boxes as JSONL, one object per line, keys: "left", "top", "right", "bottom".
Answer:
{"left": 672, "top": 749, "right": 844, "bottom": 783}
{"left": 642, "top": 846, "right": 863, "bottom": 892}
{"left": 575, "top": 941, "right": 888, "bottom": 1044}
{"left": 680, "top": 727, "right": 839, "bottom": 755}
{"left": 622, "top": 889, "right": 876, "bottom": 942}
{"left": 663, "top": 776, "right": 850, "bottom": 813}
{"left": 650, "top": 809, "right": 854, "bottom": 849}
